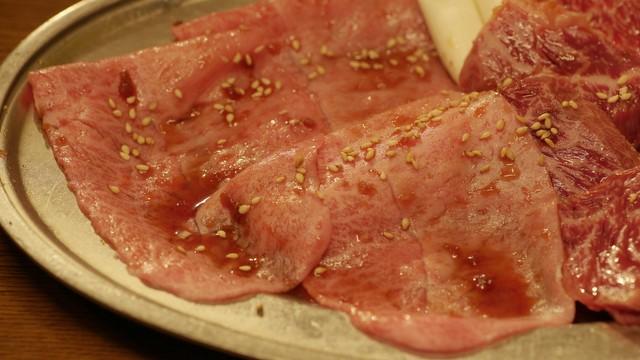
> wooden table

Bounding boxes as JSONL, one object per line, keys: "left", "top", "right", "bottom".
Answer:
{"left": 0, "top": 1, "right": 233, "bottom": 358}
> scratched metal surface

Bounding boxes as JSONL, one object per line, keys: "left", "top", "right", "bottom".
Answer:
{"left": 1, "top": 0, "right": 639, "bottom": 359}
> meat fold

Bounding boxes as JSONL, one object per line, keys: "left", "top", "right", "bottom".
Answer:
{"left": 460, "top": 0, "right": 640, "bottom": 147}
{"left": 560, "top": 166, "right": 640, "bottom": 324}
{"left": 172, "top": 0, "right": 457, "bottom": 127}
{"left": 295, "top": 92, "right": 572, "bottom": 353}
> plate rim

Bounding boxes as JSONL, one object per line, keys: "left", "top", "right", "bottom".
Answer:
{"left": 0, "top": 1, "right": 341, "bottom": 359}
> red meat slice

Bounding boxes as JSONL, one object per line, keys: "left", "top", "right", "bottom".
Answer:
{"left": 300, "top": 92, "right": 573, "bottom": 353}
{"left": 459, "top": 0, "right": 640, "bottom": 146}
{"left": 28, "top": 28, "right": 331, "bottom": 301}
{"left": 560, "top": 166, "right": 640, "bottom": 324}
{"left": 173, "top": 0, "right": 457, "bottom": 127}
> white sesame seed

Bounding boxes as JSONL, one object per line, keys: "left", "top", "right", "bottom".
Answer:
{"left": 275, "top": 176, "right": 286, "bottom": 183}
{"left": 501, "top": 77, "right": 513, "bottom": 88}
{"left": 217, "top": 139, "right": 227, "bottom": 145}
{"left": 596, "top": 92, "right": 608, "bottom": 100}
{"left": 379, "top": 171, "right": 387, "bottom": 181}
{"left": 462, "top": 133, "right": 470, "bottom": 142}
{"left": 618, "top": 74, "right": 630, "bottom": 85}
{"left": 295, "top": 172, "right": 305, "bottom": 184}
{"left": 136, "top": 136, "right": 146, "bottom": 145}
{"left": 550, "top": 127, "right": 559, "bottom": 135}
{"left": 126, "top": 96, "right": 136, "bottom": 104}
{"left": 128, "top": 108, "right": 136, "bottom": 119}
{"left": 569, "top": 100, "right": 578, "bottom": 109}
{"left": 148, "top": 102, "right": 157, "bottom": 111}
{"left": 516, "top": 126, "right": 529, "bottom": 136}
{"left": 382, "top": 231, "right": 394, "bottom": 239}
{"left": 173, "top": 88, "right": 183, "bottom": 99}
{"left": 365, "top": 148, "right": 376, "bottom": 161}
{"left": 142, "top": 117, "right": 152, "bottom": 126}
{"left": 317, "top": 65, "right": 326, "bottom": 75}
{"left": 544, "top": 138, "right": 555, "bottom": 147}
{"left": 621, "top": 92, "right": 633, "bottom": 101}
{"left": 194, "top": 245, "right": 206, "bottom": 252}
{"left": 215, "top": 230, "right": 227, "bottom": 238}
{"left": 112, "top": 109, "right": 122, "bottom": 118}
{"left": 386, "top": 150, "right": 397, "bottom": 158}
{"left": 327, "top": 164, "right": 341, "bottom": 173}
{"left": 629, "top": 193, "right": 638, "bottom": 204}
{"left": 244, "top": 54, "right": 253, "bottom": 66}
{"left": 177, "top": 230, "right": 192, "bottom": 239}
{"left": 479, "top": 131, "right": 492, "bottom": 140}
{"left": 479, "top": 164, "right": 491, "bottom": 173}
{"left": 108, "top": 185, "right": 120, "bottom": 194}
{"left": 496, "top": 119, "right": 505, "bottom": 131}
{"left": 608, "top": 95, "right": 620, "bottom": 104}
{"left": 226, "top": 113, "right": 235, "bottom": 123}
{"left": 413, "top": 65, "right": 425, "bottom": 77}
{"left": 135, "top": 164, "right": 150, "bottom": 173}
{"left": 131, "top": 148, "right": 140, "bottom": 157}
{"left": 225, "top": 252, "right": 239, "bottom": 259}
{"left": 401, "top": 218, "right": 410, "bottom": 230}
{"left": 121, "top": 144, "right": 130, "bottom": 154}
{"left": 313, "top": 266, "right": 327, "bottom": 277}
{"left": 238, "top": 204, "right": 251, "bottom": 214}
{"left": 233, "top": 53, "right": 242, "bottom": 63}
{"left": 530, "top": 122, "right": 542, "bottom": 130}
{"left": 251, "top": 196, "right": 262, "bottom": 205}
{"left": 238, "top": 265, "right": 252, "bottom": 272}
{"left": 108, "top": 98, "right": 116, "bottom": 109}
{"left": 537, "top": 155, "right": 545, "bottom": 166}
{"left": 290, "top": 38, "right": 301, "bottom": 51}
{"left": 119, "top": 152, "right": 130, "bottom": 161}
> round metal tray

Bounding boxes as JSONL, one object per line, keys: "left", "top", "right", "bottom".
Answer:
{"left": 1, "top": 1, "right": 639, "bottom": 358}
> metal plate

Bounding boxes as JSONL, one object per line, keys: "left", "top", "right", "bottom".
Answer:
{"left": 1, "top": 1, "right": 640, "bottom": 358}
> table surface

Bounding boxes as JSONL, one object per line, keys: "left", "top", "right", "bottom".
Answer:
{"left": 0, "top": 1, "right": 233, "bottom": 358}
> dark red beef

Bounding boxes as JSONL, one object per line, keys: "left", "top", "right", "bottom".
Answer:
{"left": 460, "top": 0, "right": 640, "bottom": 146}
{"left": 560, "top": 166, "right": 640, "bottom": 324}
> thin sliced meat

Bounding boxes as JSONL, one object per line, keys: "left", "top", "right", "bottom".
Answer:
{"left": 460, "top": 0, "right": 640, "bottom": 146}
{"left": 173, "top": 0, "right": 457, "bottom": 127}
{"left": 500, "top": 75, "right": 640, "bottom": 198}
{"left": 28, "top": 28, "right": 331, "bottom": 301}
{"left": 302, "top": 92, "right": 573, "bottom": 353}
{"left": 560, "top": 166, "right": 640, "bottom": 324}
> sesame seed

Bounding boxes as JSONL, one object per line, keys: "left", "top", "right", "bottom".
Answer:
{"left": 128, "top": 108, "right": 136, "bottom": 119}
{"left": 544, "top": 117, "right": 552, "bottom": 129}
{"left": 121, "top": 144, "right": 130, "bottom": 154}
{"left": 413, "top": 65, "right": 426, "bottom": 77}
{"left": 608, "top": 95, "right": 620, "bottom": 104}
{"left": 125, "top": 122, "right": 133, "bottom": 133}
{"left": 238, "top": 265, "right": 252, "bottom": 272}
{"left": 225, "top": 252, "right": 239, "bottom": 259}
{"left": 233, "top": 53, "right": 242, "bottom": 63}
{"left": 479, "top": 131, "right": 492, "bottom": 140}
{"left": 217, "top": 139, "right": 228, "bottom": 146}
{"left": 620, "top": 86, "right": 629, "bottom": 94}
{"left": 569, "top": 100, "right": 578, "bottom": 109}
{"left": 629, "top": 193, "right": 638, "bottom": 204}
{"left": 317, "top": 65, "right": 326, "bottom": 75}
{"left": 466, "top": 150, "right": 483, "bottom": 158}
{"left": 537, "top": 113, "right": 551, "bottom": 121}
{"left": 142, "top": 117, "right": 153, "bottom": 126}
{"left": 216, "top": 230, "right": 227, "bottom": 238}
{"left": 108, "top": 185, "right": 120, "bottom": 194}
{"left": 379, "top": 171, "right": 387, "bottom": 181}
{"left": 108, "top": 98, "right": 116, "bottom": 109}
{"left": 382, "top": 231, "right": 395, "bottom": 239}
{"left": 389, "top": 58, "right": 399, "bottom": 66}
{"left": 365, "top": 148, "right": 376, "bottom": 161}
{"left": 401, "top": 218, "right": 410, "bottom": 230}
{"left": 516, "top": 126, "right": 529, "bottom": 136}
{"left": 405, "top": 151, "right": 417, "bottom": 169}
{"left": 537, "top": 155, "right": 545, "bottom": 166}
{"left": 295, "top": 172, "right": 305, "bottom": 184}
{"left": 290, "top": 38, "right": 301, "bottom": 51}
{"left": 544, "top": 138, "right": 555, "bottom": 147}
{"left": 136, "top": 136, "right": 146, "bottom": 145}
{"left": 275, "top": 81, "right": 282, "bottom": 90}
{"left": 126, "top": 96, "right": 136, "bottom": 104}
{"left": 386, "top": 150, "right": 397, "bottom": 158}
{"left": 112, "top": 109, "right": 122, "bottom": 118}
{"left": 327, "top": 164, "right": 341, "bottom": 173}
{"left": 148, "top": 102, "right": 157, "bottom": 111}
{"left": 132, "top": 148, "right": 140, "bottom": 157}
{"left": 194, "top": 245, "right": 206, "bottom": 252}
{"left": 621, "top": 92, "right": 633, "bottom": 101}
{"left": 226, "top": 113, "right": 235, "bottom": 123}
{"left": 501, "top": 77, "right": 513, "bottom": 88}
{"left": 500, "top": 147, "right": 508, "bottom": 159}
{"left": 595, "top": 92, "right": 608, "bottom": 100}
{"left": 308, "top": 71, "right": 318, "bottom": 80}
{"left": 561, "top": 100, "right": 569, "bottom": 108}
{"left": 530, "top": 122, "right": 542, "bottom": 130}
{"left": 516, "top": 115, "right": 527, "bottom": 124}
{"left": 177, "top": 230, "right": 192, "bottom": 239}
{"left": 254, "top": 45, "right": 265, "bottom": 53}
{"left": 238, "top": 204, "right": 251, "bottom": 214}
{"left": 618, "top": 74, "right": 630, "bottom": 85}
{"left": 264, "top": 88, "right": 273, "bottom": 96}
{"left": 244, "top": 54, "right": 253, "bottom": 66}
{"left": 496, "top": 119, "right": 505, "bottom": 131}
{"left": 313, "top": 266, "right": 327, "bottom": 277}
{"left": 251, "top": 196, "right": 262, "bottom": 205}
{"left": 176, "top": 246, "right": 186, "bottom": 254}
{"left": 135, "top": 164, "right": 150, "bottom": 173}
{"left": 479, "top": 164, "right": 491, "bottom": 173}
{"left": 550, "top": 127, "right": 559, "bottom": 135}
{"left": 462, "top": 133, "right": 470, "bottom": 142}
{"left": 173, "top": 88, "right": 183, "bottom": 99}
{"left": 505, "top": 148, "right": 515, "bottom": 161}
{"left": 119, "top": 152, "right": 130, "bottom": 161}
{"left": 275, "top": 176, "right": 286, "bottom": 183}
{"left": 387, "top": 38, "right": 397, "bottom": 48}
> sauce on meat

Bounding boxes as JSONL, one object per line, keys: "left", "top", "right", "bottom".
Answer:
{"left": 443, "top": 243, "right": 534, "bottom": 318}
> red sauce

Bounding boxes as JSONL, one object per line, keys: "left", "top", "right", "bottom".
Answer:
{"left": 357, "top": 181, "right": 377, "bottom": 196}
{"left": 118, "top": 70, "right": 136, "bottom": 100}
{"left": 478, "top": 181, "right": 500, "bottom": 196}
{"left": 501, "top": 162, "right": 521, "bottom": 180}
{"left": 443, "top": 243, "right": 534, "bottom": 318}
